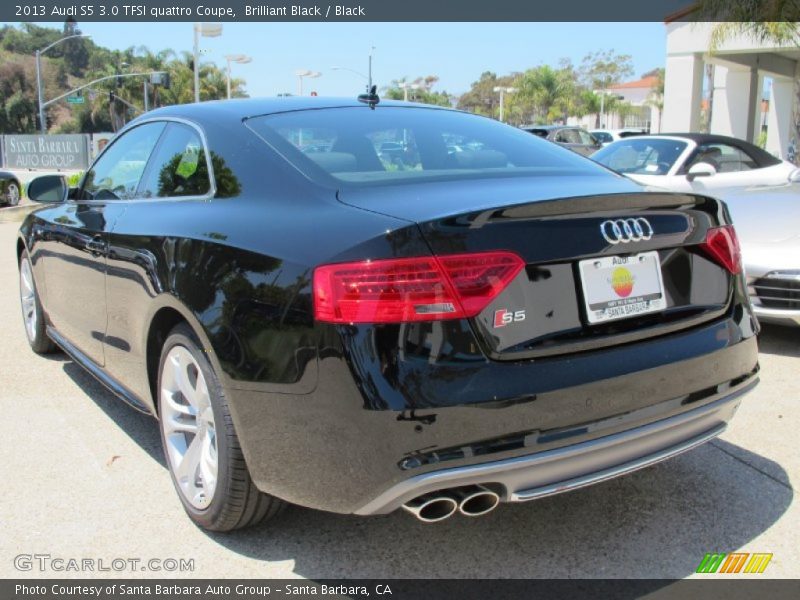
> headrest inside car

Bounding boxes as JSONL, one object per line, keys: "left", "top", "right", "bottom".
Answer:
{"left": 307, "top": 152, "right": 359, "bottom": 173}
{"left": 454, "top": 150, "right": 508, "bottom": 169}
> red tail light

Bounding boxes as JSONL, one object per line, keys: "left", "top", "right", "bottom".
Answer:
{"left": 700, "top": 225, "right": 742, "bottom": 275}
{"left": 314, "top": 251, "right": 525, "bottom": 324}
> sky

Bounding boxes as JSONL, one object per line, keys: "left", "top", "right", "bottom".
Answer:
{"left": 17, "top": 22, "right": 667, "bottom": 97}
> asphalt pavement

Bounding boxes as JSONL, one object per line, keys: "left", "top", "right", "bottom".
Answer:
{"left": 0, "top": 220, "right": 797, "bottom": 579}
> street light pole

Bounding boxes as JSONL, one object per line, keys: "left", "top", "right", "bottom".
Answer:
{"left": 35, "top": 33, "right": 91, "bottom": 133}
{"left": 193, "top": 23, "right": 223, "bottom": 103}
{"left": 226, "top": 60, "right": 231, "bottom": 100}
{"left": 225, "top": 54, "right": 252, "bottom": 100}
{"left": 296, "top": 69, "right": 321, "bottom": 96}
{"left": 599, "top": 89, "right": 605, "bottom": 129}
{"left": 42, "top": 71, "right": 168, "bottom": 113}
{"left": 36, "top": 50, "right": 45, "bottom": 133}
{"left": 594, "top": 87, "right": 623, "bottom": 129}
{"left": 331, "top": 66, "right": 369, "bottom": 94}
{"left": 193, "top": 24, "right": 199, "bottom": 103}
{"left": 493, "top": 86, "right": 517, "bottom": 123}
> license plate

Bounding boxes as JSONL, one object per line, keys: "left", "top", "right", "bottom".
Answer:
{"left": 578, "top": 252, "right": 666, "bottom": 324}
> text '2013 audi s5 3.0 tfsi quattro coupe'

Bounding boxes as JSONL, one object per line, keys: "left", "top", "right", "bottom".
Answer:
{"left": 17, "top": 97, "right": 759, "bottom": 531}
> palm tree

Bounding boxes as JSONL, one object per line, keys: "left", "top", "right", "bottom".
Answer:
{"left": 644, "top": 68, "right": 665, "bottom": 132}
{"left": 691, "top": 1, "right": 799, "bottom": 48}
{"left": 517, "top": 65, "right": 570, "bottom": 123}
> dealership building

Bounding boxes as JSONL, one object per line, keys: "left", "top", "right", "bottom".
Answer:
{"left": 662, "top": 21, "right": 799, "bottom": 162}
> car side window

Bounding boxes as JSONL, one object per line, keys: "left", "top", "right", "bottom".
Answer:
{"left": 577, "top": 130, "right": 596, "bottom": 145}
{"left": 79, "top": 122, "right": 166, "bottom": 200}
{"left": 710, "top": 143, "right": 758, "bottom": 172}
{"left": 556, "top": 129, "right": 581, "bottom": 144}
{"left": 687, "top": 143, "right": 758, "bottom": 173}
{"left": 138, "top": 123, "right": 211, "bottom": 198}
{"left": 593, "top": 132, "right": 612, "bottom": 144}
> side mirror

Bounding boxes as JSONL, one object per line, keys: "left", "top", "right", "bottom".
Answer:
{"left": 27, "top": 175, "right": 68, "bottom": 203}
{"left": 788, "top": 168, "right": 800, "bottom": 183}
{"left": 686, "top": 162, "right": 716, "bottom": 181}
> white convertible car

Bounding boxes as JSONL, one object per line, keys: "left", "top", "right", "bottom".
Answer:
{"left": 591, "top": 133, "right": 799, "bottom": 192}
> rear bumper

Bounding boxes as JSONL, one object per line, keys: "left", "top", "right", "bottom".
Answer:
{"left": 229, "top": 312, "right": 759, "bottom": 514}
{"left": 355, "top": 378, "right": 756, "bottom": 515}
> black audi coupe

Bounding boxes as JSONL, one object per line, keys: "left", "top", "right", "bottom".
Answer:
{"left": 18, "top": 97, "right": 759, "bottom": 531}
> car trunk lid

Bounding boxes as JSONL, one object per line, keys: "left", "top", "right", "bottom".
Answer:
{"left": 338, "top": 176, "right": 734, "bottom": 358}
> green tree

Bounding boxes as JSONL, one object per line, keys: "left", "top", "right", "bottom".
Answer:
{"left": 551, "top": 59, "right": 582, "bottom": 123}
{"left": 384, "top": 75, "right": 451, "bottom": 107}
{"left": 61, "top": 20, "right": 90, "bottom": 76}
{"left": 579, "top": 49, "right": 634, "bottom": 93}
{"left": 0, "top": 23, "right": 249, "bottom": 133}
{"left": 516, "top": 65, "right": 573, "bottom": 124}
{"left": 643, "top": 67, "right": 665, "bottom": 130}
{"left": 457, "top": 71, "right": 518, "bottom": 117}
{"left": 0, "top": 64, "right": 36, "bottom": 133}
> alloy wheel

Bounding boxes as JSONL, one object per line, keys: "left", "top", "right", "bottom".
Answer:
{"left": 160, "top": 345, "right": 218, "bottom": 510}
{"left": 7, "top": 182, "right": 20, "bottom": 206}
{"left": 19, "top": 258, "right": 37, "bottom": 342}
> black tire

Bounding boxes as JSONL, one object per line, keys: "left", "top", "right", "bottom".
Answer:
{"left": 19, "top": 250, "right": 57, "bottom": 354}
{"left": 6, "top": 179, "right": 21, "bottom": 206}
{"left": 157, "top": 323, "right": 285, "bottom": 531}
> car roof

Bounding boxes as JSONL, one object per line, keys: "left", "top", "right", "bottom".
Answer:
{"left": 656, "top": 133, "right": 752, "bottom": 145}
{"left": 614, "top": 133, "right": 781, "bottom": 168}
{"left": 133, "top": 96, "right": 449, "bottom": 125}
{"left": 522, "top": 124, "right": 573, "bottom": 131}
{"left": 622, "top": 133, "right": 781, "bottom": 167}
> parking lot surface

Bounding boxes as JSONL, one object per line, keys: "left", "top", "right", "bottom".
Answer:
{"left": 0, "top": 220, "right": 797, "bottom": 579}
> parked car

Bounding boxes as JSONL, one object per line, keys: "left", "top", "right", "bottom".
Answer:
{"left": 591, "top": 133, "right": 798, "bottom": 192}
{"left": 721, "top": 183, "right": 800, "bottom": 327}
{"left": 590, "top": 128, "right": 647, "bottom": 147}
{"left": 0, "top": 171, "right": 22, "bottom": 206}
{"left": 18, "top": 98, "right": 758, "bottom": 531}
{"left": 378, "top": 140, "right": 405, "bottom": 162}
{"left": 522, "top": 125, "right": 602, "bottom": 156}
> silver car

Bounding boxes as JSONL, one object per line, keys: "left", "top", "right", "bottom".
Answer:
{"left": 722, "top": 183, "right": 800, "bottom": 326}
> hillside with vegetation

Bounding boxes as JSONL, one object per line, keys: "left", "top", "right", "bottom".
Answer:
{"left": 0, "top": 22, "right": 247, "bottom": 134}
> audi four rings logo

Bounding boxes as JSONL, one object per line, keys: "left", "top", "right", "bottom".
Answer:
{"left": 600, "top": 218, "right": 654, "bottom": 244}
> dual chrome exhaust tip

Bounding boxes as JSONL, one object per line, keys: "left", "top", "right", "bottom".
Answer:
{"left": 402, "top": 485, "right": 500, "bottom": 522}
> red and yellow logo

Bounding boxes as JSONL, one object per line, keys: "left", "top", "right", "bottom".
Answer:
{"left": 611, "top": 267, "right": 634, "bottom": 298}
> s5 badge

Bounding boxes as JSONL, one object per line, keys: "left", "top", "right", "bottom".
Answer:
{"left": 493, "top": 308, "right": 526, "bottom": 328}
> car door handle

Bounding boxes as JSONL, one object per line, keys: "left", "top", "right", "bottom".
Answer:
{"left": 85, "top": 235, "right": 106, "bottom": 257}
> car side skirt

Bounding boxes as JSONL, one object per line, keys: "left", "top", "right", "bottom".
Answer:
{"left": 46, "top": 326, "right": 153, "bottom": 415}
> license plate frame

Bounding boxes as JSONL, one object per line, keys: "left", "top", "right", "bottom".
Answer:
{"left": 578, "top": 251, "right": 667, "bottom": 324}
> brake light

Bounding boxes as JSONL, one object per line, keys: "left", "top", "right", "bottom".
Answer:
{"left": 699, "top": 225, "right": 742, "bottom": 274}
{"left": 314, "top": 251, "right": 525, "bottom": 324}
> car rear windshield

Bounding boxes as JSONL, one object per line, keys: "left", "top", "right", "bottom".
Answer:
{"left": 591, "top": 138, "right": 688, "bottom": 175}
{"left": 245, "top": 106, "right": 607, "bottom": 187}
